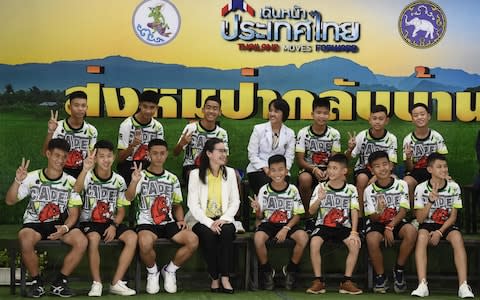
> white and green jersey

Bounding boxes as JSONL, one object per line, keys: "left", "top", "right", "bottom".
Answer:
{"left": 295, "top": 125, "right": 341, "bottom": 170}
{"left": 79, "top": 170, "right": 130, "bottom": 223}
{"left": 52, "top": 120, "right": 97, "bottom": 169}
{"left": 117, "top": 116, "right": 164, "bottom": 162}
{"left": 133, "top": 169, "right": 182, "bottom": 225}
{"left": 17, "top": 169, "right": 81, "bottom": 224}
{"left": 414, "top": 180, "right": 462, "bottom": 224}
{"left": 403, "top": 129, "right": 448, "bottom": 169}
{"left": 179, "top": 121, "right": 229, "bottom": 167}
{"left": 351, "top": 129, "right": 397, "bottom": 172}
{"left": 364, "top": 178, "right": 409, "bottom": 224}
{"left": 257, "top": 184, "right": 304, "bottom": 224}
{"left": 310, "top": 182, "right": 359, "bottom": 228}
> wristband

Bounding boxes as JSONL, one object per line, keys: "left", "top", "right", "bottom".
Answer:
{"left": 435, "top": 230, "right": 443, "bottom": 237}
{"left": 350, "top": 231, "right": 359, "bottom": 235}
{"left": 283, "top": 225, "right": 292, "bottom": 231}
{"left": 14, "top": 177, "right": 22, "bottom": 185}
{"left": 112, "top": 222, "right": 119, "bottom": 229}
{"left": 385, "top": 225, "right": 393, "bottom": 231}
{"left": 62, "top": 224, "right": 69, "bottom": 233}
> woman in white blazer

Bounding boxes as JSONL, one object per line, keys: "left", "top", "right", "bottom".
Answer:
{"left": 247, "top": 98, "right": 295, "bottom": 194}
{"left": 185, "top": 138, "right": 240, "bottom": 293}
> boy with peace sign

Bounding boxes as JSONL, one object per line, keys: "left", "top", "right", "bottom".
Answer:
{"left": 411, "top": 153, "right": 474, "bottom": 298}
{"left": 5, "top": 138, "right": 87, "bottom": 297}
{"left": 42, "top": 91, "right": 98, "bottom": 178}
{"left": 74, "top": 140, "right": 137, "bottom": 296}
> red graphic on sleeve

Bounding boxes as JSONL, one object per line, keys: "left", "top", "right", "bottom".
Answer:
{"left": 379, "top": 207, "right": 397, "bottom": 224}
{"left": 414, "top": 156, "right": 428, "bottom": 169}
{"left": 39, "top": 203, "right": 60, "bottom": 222}
{"left": 268, "top": 209, "right": 288, "bottom": 224}
{"left": 92, "top": 201, "right": 112, "bottom": 223}
{"left": 323, "top": 208, "right": 347, "bottom": 227}
{"left": 312, "top": 152, "right": 329, "bottom": 166}
{"left": 133, "top": 144, "right": 148, "bottom": 161}
{"left": 65, "top": 150, "right": 84, "bottom": 169}
{"left": 432, "top": 208, "right": 449, "bottom": 224}
{"left": 151, "top": 195, "right": 171, "bottom": 224}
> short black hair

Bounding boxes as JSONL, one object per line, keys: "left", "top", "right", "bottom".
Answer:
{"left": 312, "top": 97, "right": 331, "bottom": 111}
{"left": 148, "top": 138, "right": 168, "bottom": 150}
{"left": 427, "top": 152, "right": 447, "bottom": 167}
{"left": 410, "top": 103, "right": 430, "bottom": 114}
{"left": 139, "top": 90, "right": 160, "bottom": 104}
{"left": 48, "top": 138, "right": 70, "bottom": 152}
{"left": 204, "top": 95, "right": 221, "bottom": 107}
{"left": 268, "top": 154, "right": 286, "bottom": 167}
{"left": 367, "top": 150, "right": 389, "bottom": 165}
{"left": 68, "top": 91, "right": 87, "bottom": 102}
{"left": 328, "top": 153, "right": 348, "bottom": 167}
{"left": 94, "top": 140, "right": 114, "bottom": 152}
{"left": 371, "top": 104, "right": 388, "bottom": 115}
{"left": 269, "top": 98, "right": 290, "bottom": 122}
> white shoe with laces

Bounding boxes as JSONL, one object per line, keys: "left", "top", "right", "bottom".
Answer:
{"left": 458, "top": 281, "right": 474, "bottom": 298}
{"left": 146, "top": 271, "right": 160, "bottom": 294}
{"left": 161, "top": 266, "right": 177, "bottom": 293}
{"left": 411, "top": 279, "right": 429, "bottom": 297}
{"left": 88, "top": 281, "right": 102, "bottom": 297}
{"left": 110, "top": 280, "right": 136, "bottom": 296}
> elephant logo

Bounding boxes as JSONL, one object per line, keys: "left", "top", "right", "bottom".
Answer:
{"left": 398, "top": 1, "right": 446, "bottom": 48}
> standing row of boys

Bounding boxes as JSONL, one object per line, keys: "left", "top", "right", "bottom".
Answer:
{"left": 5, "top": 91, "right": 474, "bottom": 298}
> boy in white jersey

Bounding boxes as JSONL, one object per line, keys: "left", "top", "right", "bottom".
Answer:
{"left": 364, "top": 151, "right": 417, "bottom": 294}
{"left": 251, "top": 154, "right": 308, "bottom": 291}
{"left": 345, "top": 105, "right": 398, "bottom": 213}
{"left": 403, "top": 103, "right": 448, "bottom": 205}
{"left": 411, "top": 153, "right": 474, "bottom": 298}
{"left": 74, "top": 140, "right": 137, "bottom": 296}
{"left": 117, "top": 90, "right": 164, "bottom": 185}
{"left": 296, "top": 97, "right": 341, "bottom": 231}
{"left": 126, "top": 139, "right": 198, "bottom": 294}
{"left": 173, "top": 95, "right": 229, "bottom": 185}
{"left": 306, "top": 154, "right": 362, "bottom": 295}
{"left": 42, "top": 91, "right": 98, "bottom": 178}
{"left": 6, "top": 139, "right": 87, "bottom": 298}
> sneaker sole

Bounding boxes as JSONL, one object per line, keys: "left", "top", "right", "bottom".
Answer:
{"left": 340, "top": 289, "right": 363, "bottom": 295}
{"left": 50, "top": 292, "right": 74, "bottom": 298}
{"left": 373, "top": 288, "right": 387, "bottom": 294}
{"left": 110, "top": 291, "right": 136, "bottom": 296}
{"left": 306, "top": 288, "right": 326, "bottom": 294}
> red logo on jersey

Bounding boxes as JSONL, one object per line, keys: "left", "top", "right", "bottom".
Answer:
{"left": 65, "top": 150, "right": 83, "bottom": 169}
{"left": 379, "top": 207, "right": 397, "bottom": 224}
{"left": 432, "top": 208, "right": 449, "bottom": 224}
{"left": 414, "top": 156, "right": 428, "bottom": 169}
{"left": 92, "top": 201, "right": 112, "bottom": 223}
{"left": 323, "top": 208, "right": 347, "bottom": 227}
{"left": 269, "top": 209, "right": 288, "bottom": 224}
{"left": 194, "top": 154, "right": 201, "bottom": 167}
{"left": 312, "top": 152, "right": 328, "bottom": 166}
{"left": 39, "top": 203, "right": 60, "bottom": 222}
{"left": 133, "top": 144, "right": 148, "bottom": 161}
{"left": 151, "top": 195, "right": 171, "bottom": 224}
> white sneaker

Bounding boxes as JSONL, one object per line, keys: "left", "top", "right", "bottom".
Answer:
{"left": 146, "top": 271, "right": 160, "bottom": 294}
{"left": 234, "top": 221, "right": 245, "bottom": 233}
{"left": 110, "top": 280, "right": 136, "bottom": 296}
{"left": 161, "top": 266, "right": 177, "bottom": 293}
{"left": 88, "top": 281, "right": 102, "bottom": 297}
{"left": 458, "top": 281, "right": 474, "bottom": 298}
{"left": 411, "top": 279, "right": 429, "bottom": 297}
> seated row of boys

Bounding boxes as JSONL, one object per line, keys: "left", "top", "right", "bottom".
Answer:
{"left": 7, "top": 135, "right": 474, "bottom": 298}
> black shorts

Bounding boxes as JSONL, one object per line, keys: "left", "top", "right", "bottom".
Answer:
{"left": 80, "top": 222, "right": 132, "bottom": 239}
{"left": 297, "top": 170, "right": 320, "bottom": 187}
{"left": 63, "top": 167, "right": 81, "bottom": 179}
{"left": 418, "top": 223, "right": 459, "bottom": 240}
{"left": 365, "top": 221, "right": 408, "bottom": 240}
{"left": 23, "top": 221, "right": 64, "bottom": 240}
{"left": 256, "top": 222, "right": 302, "bottom": 239}
{"left": 311, "top": 225, "right": 351, "bottom": 243}
{"left": 136, "top": 222, "right": 181, "bottom": 240}
{"left": 182, "top": 165, "right": 198, "bottom": 185}
{"left": 354, "top": 168, "right": 373, "bottom": 180}
{"left": 405, "top": 168, "right": 431, "bottom": 184}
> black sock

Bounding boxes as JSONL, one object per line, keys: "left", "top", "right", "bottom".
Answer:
{"left": 260, "top": 263, "right": 272, "bottom": 273}
{"left": 343, "top": 276, "right": 352, "bottom": 283}
{"left": 32, "top": 275, "right": 42, "bottom": 284}
{"left": 315, "top": 276, "right": 325, "bottom": 282}
{"left": 286, "top": 260, "right": 299, "bottom": 273}
{"left": 395, "top": 264, "right": 404, "bottom": 272}
{"left": 55, "top": 272, "right": 68, "bottom": 284}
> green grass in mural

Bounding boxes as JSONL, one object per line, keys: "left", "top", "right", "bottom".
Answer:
{"left": 0, "top": 108, "right": 478, "bottom": 223}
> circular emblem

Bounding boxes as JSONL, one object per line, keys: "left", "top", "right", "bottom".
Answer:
{"left": 132, "top": 0, "right": 181, "bottom": 46}
{"left": 398, "top": 1, "right": 446, "bottom": 48}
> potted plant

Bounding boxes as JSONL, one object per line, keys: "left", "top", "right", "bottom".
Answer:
{"left": 0, "top": 249, "right": 48, "bottom": 285}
